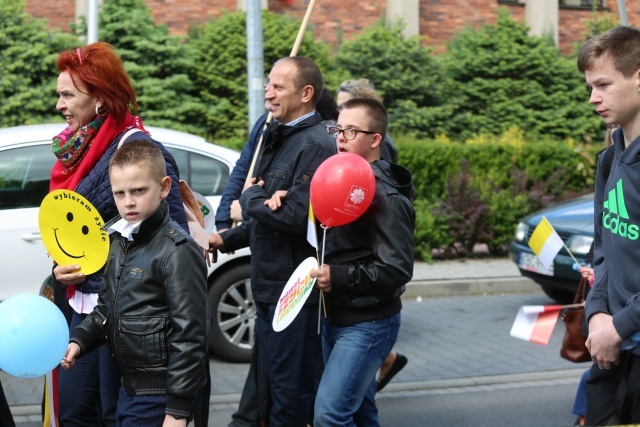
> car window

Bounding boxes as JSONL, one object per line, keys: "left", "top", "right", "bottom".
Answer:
{"left": 0, "top": 144, "right": 55, "bottom": 210}
{"left": 165, "top": 147, "right": 230, "bottom": 197}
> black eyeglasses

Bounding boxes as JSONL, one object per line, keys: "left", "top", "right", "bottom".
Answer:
{"left": 326, "top": 126, "right": 376, "bottom": 140}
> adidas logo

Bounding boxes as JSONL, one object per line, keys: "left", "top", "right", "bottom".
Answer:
{"left": 603, "top": 179, "right": 639, "bottom": 240}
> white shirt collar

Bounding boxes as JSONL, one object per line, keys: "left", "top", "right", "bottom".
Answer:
{"left": 286, "top": 111, "right": 316, "bottom": 127}
{"left": 108, "top": 217, "right": 141, "bottom": 241}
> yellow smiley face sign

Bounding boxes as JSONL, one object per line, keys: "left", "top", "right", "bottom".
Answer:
{"left": 38, "top": 190, "right": 109, "bottom": 275}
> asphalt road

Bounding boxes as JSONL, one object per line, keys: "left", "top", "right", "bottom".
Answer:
{"left": 4, "top": 289, "right": 590, "bottom": 426}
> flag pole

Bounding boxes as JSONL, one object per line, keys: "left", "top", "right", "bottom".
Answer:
{"left": 318, "top": 225, "right": 328, "bottom": 334}
{"left": 562, "top": 242, "right": 581, "bottom": 267}
{"left": 617, "top": 0, "right": 629, "bottom": 26}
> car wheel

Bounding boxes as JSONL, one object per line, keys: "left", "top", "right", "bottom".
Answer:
{"left": 208, "top": 264, "right": 254, "bottom": 362}
{"left": 541, "top": 284, "right": 574, "bottom": 304}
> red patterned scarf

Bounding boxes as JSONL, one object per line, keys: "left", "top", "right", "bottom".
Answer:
{"left": 50, "top": 113, "right": 145, "bottom": 191}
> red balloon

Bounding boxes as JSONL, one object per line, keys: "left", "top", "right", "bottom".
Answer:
{"left": 310, "top": 153, "right": 376, "bottom": 227}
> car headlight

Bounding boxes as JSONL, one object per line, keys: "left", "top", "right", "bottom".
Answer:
{"left": 515, "top": 222, "right": 528, "bottom": 241}
{"left": 568, "top": 235, "right": 594, "bottom": 255}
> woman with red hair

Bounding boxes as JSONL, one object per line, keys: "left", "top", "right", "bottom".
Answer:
{"left": 51, "top": 42, "right": 188, "bottom": 426}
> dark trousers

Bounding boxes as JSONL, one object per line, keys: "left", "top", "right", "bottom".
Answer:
{"left": 586, "top": 353, "right": 640, "bottom": 425}
{"left": 0, "top": 379, "right": 16, "bottom": 427}
{"left": 58, "top": 312, "right": 120, "bottom": 427}
{"left": 116, "top": 389, "right": 167, "bottom": 427}
{"left": 255, "top": 302, "right": 320, "bottom": 426}
{"left": 229, "top": 352, "right": 260, "bottom": 427}
{"left": 193, "top": 362, "right": 211, "bottom": 427}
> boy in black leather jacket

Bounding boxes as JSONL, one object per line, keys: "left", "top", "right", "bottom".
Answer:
{"left": 61, "top": 140, "right": 209, "bottom": 426}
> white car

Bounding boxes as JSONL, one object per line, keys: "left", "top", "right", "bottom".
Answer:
{"left": 0, "top": 124, "right": 254, "bottom": 362}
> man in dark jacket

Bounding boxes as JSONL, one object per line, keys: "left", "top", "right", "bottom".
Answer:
{"left": 311, "top": 98, "right": 415, "bottom": 426}
{"left": 208, "top": 56, "right": 336, "bottom": 426}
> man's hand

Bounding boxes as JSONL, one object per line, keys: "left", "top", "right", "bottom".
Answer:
{"left": 264, "top": 190, "right": 288, "bottom": 211}
{"left": 61, "top": 343, "right": 80, "bottom": 369}
{"left": 311, "top": 264, "right": 332, "bottom": 293}
{"left": 586, "top": 312, "right": 622, "bottom": 370}
{"left": 242, "top": 177, "right": 265, "bottom": 192}
{"left": 53, "top": 264, "right": 85, "bottom": 286}
{"left": 162, "top": 415, "right": 187, "bottom": 427}
{"left": 230, "top": 200, "right": 244, "bottom": 222}
{"left": 208, "top": 233, "right": 224, "bottom": 259}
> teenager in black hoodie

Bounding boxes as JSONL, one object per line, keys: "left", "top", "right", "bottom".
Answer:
{"left": 579, "top": 26, "right": 640, "bottom": 425}
{"left": 311, "top": 98, "right": 415, "bottom": 426}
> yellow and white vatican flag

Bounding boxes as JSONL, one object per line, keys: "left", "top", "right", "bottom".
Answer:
{"left": 528, "top": 216, "right": 564, "bottom": 269}
{"left": 307, "top": 202, "right": 318, "bottom": 249}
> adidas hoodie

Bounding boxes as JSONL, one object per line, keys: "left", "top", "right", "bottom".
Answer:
{"left": 587, "top": 128, "right": 640, "bottom": 349}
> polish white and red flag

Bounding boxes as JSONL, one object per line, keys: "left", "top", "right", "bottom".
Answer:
{"left": 510, "top": 305, "right": 563, "bottom": 346}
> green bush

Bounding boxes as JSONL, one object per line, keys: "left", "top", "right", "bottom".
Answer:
{"left": 93, "top": 0, "right": 204, "bottom": 134}
{"left": 412, "top": 199, "right": 452, "bottom": 262}
{"left": 391, "top": 9, "right": 604, "bottom": 142}
{"left": 0, "top": 0, "right": 76, "bottom": 127}
{"left": 396, "top": 132, "right": 598, "bottom": 256}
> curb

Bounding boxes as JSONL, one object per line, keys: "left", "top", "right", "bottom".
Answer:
{"left": 403, "top": 277, "right": 540, "bottom": 298}
{"left": 10, "top": 368, "right": 587, "bottom": 418}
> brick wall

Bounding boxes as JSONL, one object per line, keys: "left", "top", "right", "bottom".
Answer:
{"left": 23, "top": 0, "right": 640, "bottom": 55}
{"left": 26, "top": 0, "right": 75, "bottom": 33}
{"left": 268, "top": 0, "right": 386, "bottom": 49}
{"left": 559, "top": 2, "right": 640, "bottom": 55}
{"left": 146, "top": 0, "right": 236, "bottom": 35}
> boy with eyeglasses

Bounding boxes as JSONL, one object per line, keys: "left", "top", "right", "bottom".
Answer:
{"left": 312, "top": 98, "right": 415, "bottom": 426}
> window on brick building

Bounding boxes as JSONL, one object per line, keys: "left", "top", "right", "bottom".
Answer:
{"left": 560, "top": 0, "right": 606, "bottom": 7}
{"left": 499, "top": 0, "right": 606, "bottom": 7}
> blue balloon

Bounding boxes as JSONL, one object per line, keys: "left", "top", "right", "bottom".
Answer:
{"left": 0, "top": 294, "right": 69, "bottom": 378}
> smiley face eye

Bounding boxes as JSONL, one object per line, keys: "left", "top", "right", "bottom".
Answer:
{"left": 67, "top": 212, "right": 74, "bottom": 222}
{"left": 82, "top": 225, "right": 89, "bottom": 235}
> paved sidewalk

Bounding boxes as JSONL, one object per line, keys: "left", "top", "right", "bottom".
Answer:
{"left": 4, "top": 256, "right": 549, "bottom": 426}
{"left": 408, "top": 256, "right": 538, "bottom": 297}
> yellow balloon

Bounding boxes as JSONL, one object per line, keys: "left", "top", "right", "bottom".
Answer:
{"left": 38, "top": 190, "right": 109, "bottom": 275}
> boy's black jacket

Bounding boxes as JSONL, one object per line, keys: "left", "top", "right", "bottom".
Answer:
{"left": 71, "top": 201, "right": 209, "bottom": 417}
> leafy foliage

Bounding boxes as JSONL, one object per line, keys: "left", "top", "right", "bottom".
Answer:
{"left": 336, "top": 21, "right": 446, "bottom": 109}
{"left": 92, "top": 0, "right": 203, "bottom": 133}
{"left": 392, "top": 10, "right": 603, "bottom": 142}
{"left": 396, "top": 132, "right": 596, "bottom": 256}
{"left": 433, "top": 159, "right": 493, "bottom": 257}
{"left": 439, "top": 10, "right": 603, "bottom": 142}
{"left": 0, "top": 0, "right": 76, "bottom": 127}
{"left": 335, "top": 20, "right": 448, "bottom": 137}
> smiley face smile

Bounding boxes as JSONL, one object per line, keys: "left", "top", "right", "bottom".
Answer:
{"left": 52, "top": 227, "right": 85, "bottom": 259}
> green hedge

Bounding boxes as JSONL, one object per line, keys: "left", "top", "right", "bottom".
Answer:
{"left": 396, "top": 134, "right": 602, "bottom": 261}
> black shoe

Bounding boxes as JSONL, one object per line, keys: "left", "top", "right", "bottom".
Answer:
{"left": 376, "top": 353, "right": 408, "bottom": 392}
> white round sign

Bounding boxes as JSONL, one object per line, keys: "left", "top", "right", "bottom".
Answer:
{"left": 272, "top": 257, "right": 319, "bottom": 332}
{"left": 193, "top": 191, "right": 215, "bottom": 233}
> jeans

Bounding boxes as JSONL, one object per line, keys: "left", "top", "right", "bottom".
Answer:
{"left": 58, "top": 312, "right": 120, "bottom": 427}
{"left": 314, "top": 313, "right": 401, "bottom": 427}
{"left": 255, "top": 301, "right": 320, "bottom": 426}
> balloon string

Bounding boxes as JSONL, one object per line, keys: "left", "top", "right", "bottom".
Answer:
{"left": 318, "top": 225, "right": 329, "bottom": 334}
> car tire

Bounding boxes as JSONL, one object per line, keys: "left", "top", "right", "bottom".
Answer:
{"left": 541, "top": 284, "right": 574, "bottom": 304}
{"left": 208, "top": 264, "right": 254, "bottom": 362}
